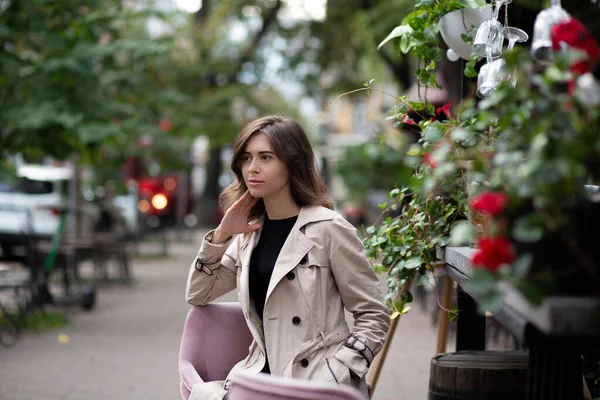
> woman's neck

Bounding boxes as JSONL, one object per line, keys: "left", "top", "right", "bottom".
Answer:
{"left": 263, "top": 184, "right": 300, "bottom": 220}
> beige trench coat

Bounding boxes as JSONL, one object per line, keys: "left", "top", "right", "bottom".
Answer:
{"left": 185, "top": 205, "right": 390, "bottom": 399}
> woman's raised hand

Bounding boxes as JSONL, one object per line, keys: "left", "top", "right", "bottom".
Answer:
{"left": 212, "top": 191, "right": 261, "bottom": 243}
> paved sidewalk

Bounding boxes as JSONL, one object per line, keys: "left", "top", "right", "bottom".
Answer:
{"left": 0, "top": 229, "right": 452, "bottom": 400}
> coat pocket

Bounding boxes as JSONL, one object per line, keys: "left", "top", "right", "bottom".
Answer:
{"left": 298, "top": 249, "right": 329, "bottom": 268}
{"left": 324, "top": 356, "right": 351, "bottom": 386}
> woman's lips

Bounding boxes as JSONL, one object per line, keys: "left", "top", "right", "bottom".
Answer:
{"left": 248, "top": 179, "right": 264, "bottom": 186}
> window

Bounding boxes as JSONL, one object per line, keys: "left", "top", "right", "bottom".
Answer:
{"left": 13, "top": 178, "right": 55, "bottom": 195}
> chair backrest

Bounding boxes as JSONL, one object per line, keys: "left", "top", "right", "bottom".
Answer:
{"left": 178, "top": 302, "right": 253, "bottom": 400}
{"left": 227, "top": 371, "right": 366, "bottom": 400}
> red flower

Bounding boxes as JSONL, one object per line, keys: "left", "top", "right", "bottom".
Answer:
{"left": 472, "top": 237, "right": 514, "bottom": 272}
{"left": 424, "top": 152, "right": 436, "bottom": 169}
{"left": 470, "top": 191, "right": 509, "bottom": 216}
{"left": 551, "top": 18, "right": 600, "bottom": 76}
{"left": 436, "top": 101, "right": 452, "bottom": 119}
{"left": 401, "top": 113, "right": 417, "bottom": 126}
{"left": 159, "top": 119, "right": 173, "bottom": 132}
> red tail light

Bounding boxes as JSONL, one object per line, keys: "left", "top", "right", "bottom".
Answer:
{"left": 38, "top": 206, "right": 62, "bottom": 216}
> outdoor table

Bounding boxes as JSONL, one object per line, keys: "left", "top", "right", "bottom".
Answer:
{"left": 437, "top": 246, "right": 600, "bottom": 400}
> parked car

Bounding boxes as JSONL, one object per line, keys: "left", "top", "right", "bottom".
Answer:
{"left": 0, "top": 164, "right": 98, "bottom": 258}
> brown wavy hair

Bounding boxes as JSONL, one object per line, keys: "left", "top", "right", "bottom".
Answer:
{"left": 219, "top": 115, "right": 333, "bottom": 221}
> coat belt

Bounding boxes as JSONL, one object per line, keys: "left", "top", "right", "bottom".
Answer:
{"left": 290, "top": 322, "right": 350, "bottom": 367}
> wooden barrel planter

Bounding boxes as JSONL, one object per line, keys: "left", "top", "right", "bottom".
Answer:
{"left": 429, "top": 351, "right": 528, "bottom": 400}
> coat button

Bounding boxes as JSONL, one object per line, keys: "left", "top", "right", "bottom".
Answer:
{"left": 300, "top": 358, "right": 309, "bottom": 368}
{"left": 300, "top": 255, "right": 308, "bottom": 265}
{"left": 286, "top": 271, "right": 295, "bottom": 280}
{"left": 292, "top": 316, "right": 301, "bottom": 325}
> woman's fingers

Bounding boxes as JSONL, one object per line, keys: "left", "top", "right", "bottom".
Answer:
{"left": 231, "top": 190, "right": 251, "bottom": 210}
{"left": 228, "top": 191, "right": 258, "bottom": 219}
{"left": 244, "top": 223, "right": 262, "bottom": 233}
{"left": 240, "top": 191, "right": 258, "bottom": 210}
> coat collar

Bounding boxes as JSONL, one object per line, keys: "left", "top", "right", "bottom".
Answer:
{"left": 240, "top": 205, "right": 335, "bottom": 252}
{"left": 296, "top": 204, "right": 336, "bottom": 228}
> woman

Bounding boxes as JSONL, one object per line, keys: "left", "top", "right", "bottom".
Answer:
{"left": 186, "top": 115, "right": 390, "bottom": 399}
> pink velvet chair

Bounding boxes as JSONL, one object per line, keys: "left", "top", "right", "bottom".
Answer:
{"left": 178, "top": 302, "right": 253, "bottom": 400}
{"left": 227, "top": 370, "right": 366, "bottom": 400}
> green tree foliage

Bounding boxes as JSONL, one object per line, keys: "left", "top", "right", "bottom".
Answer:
{"left": 0, "top": 0, "right": 171, "bottom": 161}
{"left": 278, "top": 0, "right": 416, "bottom": 95}
{"left": 335, "top": 137, "right": 411, "bottom": 203}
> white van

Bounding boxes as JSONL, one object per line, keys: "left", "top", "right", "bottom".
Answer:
{"left": 0, "top": 165, "right": 77, "bottom": 257}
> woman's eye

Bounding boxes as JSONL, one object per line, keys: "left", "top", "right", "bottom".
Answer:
{"left": 242, "top": 156, "right": 251, "bottom": 162}
{"left": 262, "top": 155, "right": 271, "bottom": 161}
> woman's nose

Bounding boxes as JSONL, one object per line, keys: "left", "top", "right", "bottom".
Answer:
{"left": 248, "top": 159, "right": 260, "bottom": 173}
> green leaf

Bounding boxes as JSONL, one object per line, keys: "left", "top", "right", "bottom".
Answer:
{"left": 512, "top": 214, "right": 545, "bottom": 243}
{"left": 423, "top": 26, "right": 438, "bottom": 43}
{"left": 407, "top": 14, "right": 426, "bottom": 31}
{"left": 465, "top": 268, "right": 497, "bottom": 293}
{"left": 416, "top": 0, "right": 435, "bottom": 8}
{"left": 405, "top": 257, "right": 423, "bottom": 269}
{"left": 423, "top": 125, "right": 442, "bottom": 142}
{"left": 448, "top": 308, "right": 459, "bottom": 323}
{"left": 431, "top": 47, "right": 445, "bottom": 62}
{"left": 457, "top": 0, "right": 488, "bottom": 8}
{"left": 460, "top": 33, "right": 473, "bottom": 44}
{"left": 77, "top": 123, "right": 120, "bottom": 144}
{"left": 516, "top": 281, "right": 547, "bottom": 305}
{"left": 450, "top": 127, "right": 470, "bottom": 142}
{"left": 378, "top": 25, "right": 413, "bottom": 50}
{"left": 477, "top": 292, "right": 503, "bottom": 313}
{"left": 417, "top": 274, "right": 431, "bottom": 286}
{"left": 373, "top": 265, "right": 388, "bottom": 274}
{"left": 464, "top": 62, "right": 478, "bottom": 78}
{"left": 512, "top": 253, "right": 533, "bottom": 278}
{"left": 407, "top": 144, "right": 422, "bottom": 157}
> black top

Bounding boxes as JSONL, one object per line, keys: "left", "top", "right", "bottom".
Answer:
{"left": 249, "top": 214, "right": 297, "bottom": 374}
{"left": 249, "top": 214, "right": 298, "bottom": 322}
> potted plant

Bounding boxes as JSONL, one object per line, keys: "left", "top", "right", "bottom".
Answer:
{"left": 377, "top": 0, "right": 487, "bottom": 90}
{"left": 368, "top": 5, "right": 600, "bottom": 317}
{"left": 364, "top": 0, "right": 489, "bottom": 318}
{"left": 451, "top": 21, "right": 600, "bottom": 305}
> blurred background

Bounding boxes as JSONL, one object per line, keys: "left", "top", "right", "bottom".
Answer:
{"left": 0, "top": 0, "right": 422, "bottom": 243}
{"left": 1, "top": 1, "right": 598, "bottom": 400}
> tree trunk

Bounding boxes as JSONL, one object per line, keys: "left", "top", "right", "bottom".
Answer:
{"left": 196, "top": 146, "right": 222, "bottom": 226}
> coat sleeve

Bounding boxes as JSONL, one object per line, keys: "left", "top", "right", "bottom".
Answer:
{"left": 185, "top": 230, "right": 240, "bottom": 306}
{"left": 327, "top": 214, "right": 390, "bottom": 379}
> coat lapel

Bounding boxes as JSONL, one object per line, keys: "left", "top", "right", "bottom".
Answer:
{"left": 238, "top": 220, "right": 265, "bottom": 350}
{"left": 239, "top": 228, "right": 259, "bottom": 316}
{"left": 264, "top": 206, "right": 334, "bottom": 306}
{"left": 264, "top": 227, "right": 313, "bottom": 303}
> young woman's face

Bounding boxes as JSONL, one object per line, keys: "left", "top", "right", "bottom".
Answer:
{"left": 241, "top": 132, "right": 290, "bottom": 200}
